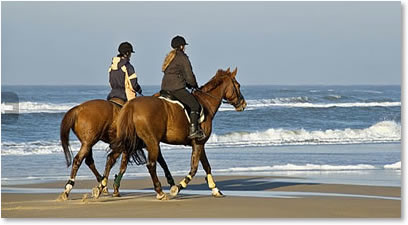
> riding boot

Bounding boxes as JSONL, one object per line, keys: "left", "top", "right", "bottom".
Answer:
{"left": 188, "top": 111, "right": 205, "bottom": 140}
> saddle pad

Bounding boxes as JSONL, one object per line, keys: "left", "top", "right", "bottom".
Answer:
{"left": 158, "top": 96, "right": 205, "bottom": 123}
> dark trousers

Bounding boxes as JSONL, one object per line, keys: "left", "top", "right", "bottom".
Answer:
{"left": 171, "top": 88, "right": 200, "bottom": 112}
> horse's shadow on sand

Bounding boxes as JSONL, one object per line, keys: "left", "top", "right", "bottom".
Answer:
{"left": 88, "top": 177, "right": 319, "bottom": 201}
{"left": 167, "top": 177, "right": 319, "bottom": 192}
{"left": 83, "top": 177, "right": 318, "bottom": 202}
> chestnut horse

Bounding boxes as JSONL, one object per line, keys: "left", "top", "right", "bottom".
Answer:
{"left": 96, "top": 68, "right": 246, "bottom": 200}
{"left": 58, "top": 99, "right": 175, "bottom": 201}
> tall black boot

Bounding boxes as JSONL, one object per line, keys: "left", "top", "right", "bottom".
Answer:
{"left": 188, "top": 111, "right": 205, "bottom": 140}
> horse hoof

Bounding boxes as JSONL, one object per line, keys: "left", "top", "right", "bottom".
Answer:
{"left": 57, "top": 192, "right": 68, "bottom": 201}
{"left": 213, "top": 192, "right": 225, "bottom": 198}
{"left": 170, "top": 185, "right": 179, "bottom": 197}
{"left": 156, "top": 193, "right": 168, "bottom": 200}
{"left": 102, "top": 187, "right": 109, "bottom": 196}
{"left": 112, "top": 192, "right": 121, "bottom": 197}
{"left": 212, "top": 188, "right": 225, "bottom": 198}
{"left": 92, "top": 186, "right": 102, "bottom": 199}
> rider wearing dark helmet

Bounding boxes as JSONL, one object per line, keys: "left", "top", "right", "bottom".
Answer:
{"left": 107, "top": 42, "right": 142, "bottom": 103}
{"left": 161, "top": 36, "right": 205, "bottom": 140}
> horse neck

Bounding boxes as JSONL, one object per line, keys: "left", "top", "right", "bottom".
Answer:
{"left": 197, "top": 81, "right": 226, "bottom": 118}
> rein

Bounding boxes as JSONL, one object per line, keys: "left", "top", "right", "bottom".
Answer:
{"left": 196, "top": 77, "right": 243, "bottom": 105}
{"left": 194, "top": 88, "right": 227, "bottom": 104}
{"left": 194, "top": 76, "right": 244, "bottom": 112}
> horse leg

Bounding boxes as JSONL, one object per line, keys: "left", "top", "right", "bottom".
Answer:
{"left": 200, "top": 149, "right": 224, "bottom": 197}
{"left": 170, "top": 141, "right": 203, "bottom": 197}
{"left": 58, "top": 143, "right": 90, "bottom": 201}
{"left": 85, "top": 150, "right": 103, "bottom": 182}
{"left": 85, "top": 150, "right": 110, "bottom": 195}
{"left": 112, "top": 152, "right": 128, "bottom": 197}
{"left": 157, "top": 150, "right": 175, "bottom": 187}
{"left": 92, "top": 150, "right": 121, "bottom": 199}
{"left": 145, "top": 143, "right": 167, "bottom": 200}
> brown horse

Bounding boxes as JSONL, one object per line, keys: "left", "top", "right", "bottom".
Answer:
{"left": 58, "top": 99, "right": 175, "bottom": 201}
{"left": 98, "top": 68, "right": 246, "bottom": 200}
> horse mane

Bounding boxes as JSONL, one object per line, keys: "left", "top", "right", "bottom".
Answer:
{"left": 200, "top": 69, "right": 230, "bottom": 92}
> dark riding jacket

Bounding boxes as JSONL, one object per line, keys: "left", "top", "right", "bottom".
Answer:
{"left": 161, "top": 50, "right": 198, "bottom": 91}
{"left": 107, "top": 57, "right": 141, "bottom": 101}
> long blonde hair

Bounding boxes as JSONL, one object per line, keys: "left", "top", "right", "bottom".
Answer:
{"left": 162, "top": 49, "right": 177, "bottom": 72}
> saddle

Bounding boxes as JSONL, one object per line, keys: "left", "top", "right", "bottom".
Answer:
{"left": 158, "top": 90, "right": 205, "bottom": 124}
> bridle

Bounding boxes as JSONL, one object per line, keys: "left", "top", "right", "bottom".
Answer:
{"left": 227, "top": 77, "right": 245, "bottom": 108}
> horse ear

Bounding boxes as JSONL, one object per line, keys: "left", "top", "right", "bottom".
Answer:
{"left": 231, "top": 67, "right": 238, "bottom": 78}
{"left": 226, "top": 67, "right": 230, "bottom": 73}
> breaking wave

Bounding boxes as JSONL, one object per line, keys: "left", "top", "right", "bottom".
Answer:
{"left": 1, "top": 101, "right": 76, "bottom": 114}
{"left": 1, "top": 121, "right": 400, "bottom": 156}
{"left": 206, "top": 121, "right": 401, "bottom": 147}
{"left": 384, "top": 161, "right": 401, "bottom": 170}
{"left": 1, "top": 97, "right": 401, "bottom": 114}
{"left": 219, "top": 98, "right": 400, "bottom": 111}
{"left": 1, "top": 140, "right": 109, "bottom": 155}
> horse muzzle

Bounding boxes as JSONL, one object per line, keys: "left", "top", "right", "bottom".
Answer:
{"left": 235, "top": 99, "right": 247, "bottom": 112}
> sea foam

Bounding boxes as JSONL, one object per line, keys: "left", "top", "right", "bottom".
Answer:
{"left": 2, "top": 98, "right": 401, "bottom": 114}
{"left": 207, "top": 121, "right": 401, "bottom": 147}
{"left": 1, "top": 121, "right": 400, "bottom": 156}
{"left": 1, "top": 101, "right": 76, "bottom": 114}
{"left": 384, "top": 161, "right": 401, "bottom": 170}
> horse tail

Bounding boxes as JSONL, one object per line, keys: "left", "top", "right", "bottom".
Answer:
{"left": 60, "top": 106, "right": 78, "bottom": 167}
{"left": 111, "top": 104, "right": 146, "bottom": 165}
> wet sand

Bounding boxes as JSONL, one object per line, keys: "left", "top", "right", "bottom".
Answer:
{"left": 1, "top": 176, "right": 401, "bottom": 218}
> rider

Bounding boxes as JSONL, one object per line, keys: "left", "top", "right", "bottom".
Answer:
{"left": 107, "top": 42, "right": 142, "bottom": 103}
{"left": 161, "top": 35, "right": 205, "bottom": 140}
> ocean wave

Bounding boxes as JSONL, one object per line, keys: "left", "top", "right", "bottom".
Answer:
{"left": 219, "top": 99, "right": 400, "bottom": 111}
{"left": 353, "top": 90, "right": 383, "bottom": 94}
{"left": 2, "top": 98, "right": 401, "bottom": 114}
{"left": 324, "top": 95, "right": 342, "bottom": 100}
{"left": 215, "top": 164, "right": 377, "bottom": 173}
{"left": 1, "top": 140, "right": 110, "bottom": 156}
{"left": 384, "top": 161, "right": 401, "bottom": 170}
{"left": 1, "top": 101, "right": 76, "bottom": 114}
{"left": 1, "top": 121, "right": 401, "bottom": 155}
{"left": 206, "top": 121, "right": 401, "bottom": 147}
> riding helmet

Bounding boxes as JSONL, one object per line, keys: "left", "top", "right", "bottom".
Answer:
{"left": 171, "top": 36, "right": 188, "bottom": 49}
{"left": 118, "top": 42, "right": 135, "bottom": 55}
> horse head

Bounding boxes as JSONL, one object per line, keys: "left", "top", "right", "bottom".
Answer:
{"left": 223, "top": 67, "right": 247, "bottom": 111}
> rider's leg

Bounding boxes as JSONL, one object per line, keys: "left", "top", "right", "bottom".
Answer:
{"left": 171, "top": 88, "right": 204, "bottom": 139}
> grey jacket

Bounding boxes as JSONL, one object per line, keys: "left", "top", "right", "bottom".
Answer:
{"left": 161, "top": 50, "right": 198, "bottom": 91}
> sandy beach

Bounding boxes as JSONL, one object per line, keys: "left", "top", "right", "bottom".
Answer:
{"left": 1, "top": 175, "right": 401, "bottom": 218}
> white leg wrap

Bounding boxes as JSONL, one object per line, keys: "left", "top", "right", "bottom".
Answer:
{"left": 156, "top": 192, "right": 166, "bottom": 200}
{"left": 180, "top": 175, "right": 192, "bottom": 188}
{"left": 212, "top": 187, "right": 220, "bottom": 196}
{"left": 65, "top": 184, "right": 73, "bottom": 192}
{"left": 207, "top": 174, "right": 216, "bottom": 189}
{"left": 65, "top": 179, "right": 74, "bottom": 193}
{"left": 101, "top": 177, "right": 108, "bottom": 187}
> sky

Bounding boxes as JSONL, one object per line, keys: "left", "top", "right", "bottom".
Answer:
{"left": 1, "top": 1, "right": 401, "bottom": 86}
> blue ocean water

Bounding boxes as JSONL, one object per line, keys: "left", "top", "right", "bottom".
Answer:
{"left": 1, "top": 85, "right": 401, "bottom": 186}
